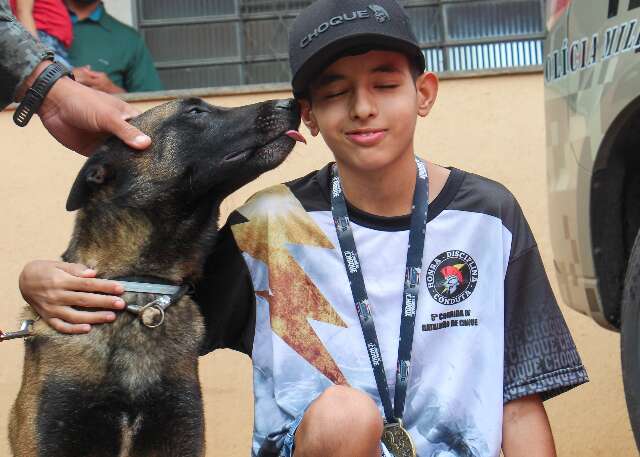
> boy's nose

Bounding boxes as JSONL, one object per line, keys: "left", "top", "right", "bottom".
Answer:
{"left": 350, "top": 88, "right": 378, "bottom": 120}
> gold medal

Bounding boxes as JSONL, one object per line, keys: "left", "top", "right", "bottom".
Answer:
{"left": 381, "top": 420, "right": 416, "bottom": 457}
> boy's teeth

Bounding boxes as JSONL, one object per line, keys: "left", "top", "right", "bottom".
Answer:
{"left": 285, "top": 130, "right": 307, "bottom": 144}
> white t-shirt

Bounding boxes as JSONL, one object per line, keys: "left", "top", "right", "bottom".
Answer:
{"left": 197, "top": 164, "right": 588, "bottom": 457}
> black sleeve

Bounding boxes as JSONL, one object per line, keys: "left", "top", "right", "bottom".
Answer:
{"left": 195, "top": 219, "right": 256, "bottom": 356}
{"left": 503, "top": 201, "right": 589, "bottom": 403}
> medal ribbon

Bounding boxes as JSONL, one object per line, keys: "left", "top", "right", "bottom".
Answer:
{"left": 330, "top": 157, "right": 429, "bottom": 424}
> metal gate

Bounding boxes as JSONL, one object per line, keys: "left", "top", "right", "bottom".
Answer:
{"left": 137, "top": 0, "right": 546, "bottom": 90}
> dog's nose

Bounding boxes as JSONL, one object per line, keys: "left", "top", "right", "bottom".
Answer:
{"left": 274, "top": 99, "right": 296, "bottom": 111}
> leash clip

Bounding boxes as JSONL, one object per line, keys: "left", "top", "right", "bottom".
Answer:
{"left": 139, "top": 295, "right": 171, "bottom": 328}
{"left": 121, "top": 282, "right": 192, "bottom": 329}
{"left": 0, "top": 319, "right": 35, "bottom": 342}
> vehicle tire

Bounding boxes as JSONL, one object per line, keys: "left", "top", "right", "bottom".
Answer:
{"left": 622, "top": 229, "right": 640, "bottom": 450}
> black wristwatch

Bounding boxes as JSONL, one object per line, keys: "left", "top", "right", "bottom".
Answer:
{"left": 13, "top": 62, "right": 75, "bottom": 127}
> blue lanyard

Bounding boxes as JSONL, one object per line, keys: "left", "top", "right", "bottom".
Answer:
{"left": 330, "top": 157, "right": 429, "bottom": 423}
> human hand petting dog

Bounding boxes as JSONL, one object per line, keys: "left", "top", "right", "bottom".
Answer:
{"left": 38, "top": 76, "right": 147, "bottom": 155}
{"left": 17, "top": 61, "right": 150, "bottom": 156}
{"left": 19, "top": 260, "right": 126, "bottom": 334}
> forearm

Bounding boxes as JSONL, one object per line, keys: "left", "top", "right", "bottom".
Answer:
{"left": 502, "top": 394, "right": 557, "bottom": 457}
{"left": 0, "top": 0, "right": 52, "bottom": 109}
{"left": 14, "top": 0, "right": 37, "bottom": 37}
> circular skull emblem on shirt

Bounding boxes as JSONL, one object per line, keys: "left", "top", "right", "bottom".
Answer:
{"left": 426, "top": 250, "right": 479, "bottom": 305}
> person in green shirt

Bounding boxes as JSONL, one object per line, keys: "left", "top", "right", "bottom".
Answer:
{"left": 67, "top": 0, "right": 163, "bottom": 94}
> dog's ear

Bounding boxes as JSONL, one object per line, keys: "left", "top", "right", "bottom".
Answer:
{"left": 66, "top": 162, "right": 114, "bottom": 211}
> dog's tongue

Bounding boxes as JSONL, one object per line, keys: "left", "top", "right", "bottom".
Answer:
{"left": 285, "top": 130, "right": 307, "bottom": 144}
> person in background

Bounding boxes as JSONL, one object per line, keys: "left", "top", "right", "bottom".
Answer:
{"left": 10, "top": 0, "right": 73, "bottom": 68}
{"left": 66, "top": 0, "right": 163, "bottom": 94}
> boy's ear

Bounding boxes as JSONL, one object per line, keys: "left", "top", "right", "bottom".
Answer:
{"left": 416, "top": 72, "right": 439, "bottom": 118}
{"left": 299, "top": 99, "right": 320, "bottom": 137}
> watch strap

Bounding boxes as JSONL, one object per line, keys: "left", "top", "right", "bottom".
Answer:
{"left": 13, "top": 61, "right": 74, "bottom": 127}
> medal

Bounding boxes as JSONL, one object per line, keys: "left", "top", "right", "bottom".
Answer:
{"left": 382, "top": 421, "right": 417, "bottom": 457}
{"left": 330, "top": 157, "right": 428, "bottom": 457}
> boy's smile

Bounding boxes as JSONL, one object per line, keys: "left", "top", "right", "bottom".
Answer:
{"left": 345, "top": 128, "right": 387, "bottom": 147}
{"left": 300, "top": 50, "right": 437, "bottom": 174}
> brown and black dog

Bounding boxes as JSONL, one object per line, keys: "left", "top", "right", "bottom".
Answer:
{"left": 8, "top": 97, "right": 302, "bottom": 457}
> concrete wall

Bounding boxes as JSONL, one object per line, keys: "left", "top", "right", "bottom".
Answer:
{"left": 0, "top": 73, "right": 634, "bottom": 456}
{"left": 103, "top": 0, "right": 135, "bottom": 27}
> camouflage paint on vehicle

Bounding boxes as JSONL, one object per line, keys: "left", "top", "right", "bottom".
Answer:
{"left": 544, "top": 0, "right": 640, "bottom": 329}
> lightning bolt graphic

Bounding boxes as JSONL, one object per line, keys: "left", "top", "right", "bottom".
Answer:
{"left": 232, "top": 185, "right": 349, "bottom": 385}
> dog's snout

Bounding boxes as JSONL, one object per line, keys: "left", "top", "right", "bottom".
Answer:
{"left": 274, "top": 99, "right": 297, "bottom": 112}
{"left": 252, "top": 98, "right": 301, "bottom": 138}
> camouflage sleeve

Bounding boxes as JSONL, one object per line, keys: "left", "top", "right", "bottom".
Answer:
{"left": 0, "top": 0, "right": 53, "bottom": 110}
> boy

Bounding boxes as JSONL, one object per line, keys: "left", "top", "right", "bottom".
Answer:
{"left": 19, "top": 1, "right": 588, "bottom": 456}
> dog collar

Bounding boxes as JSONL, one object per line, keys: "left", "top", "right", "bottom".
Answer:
{"left": 116, "top": 280, "right": 181, "bottom": 295}
{"left": 112, "top": 277, "right": 193, "bottom": 328}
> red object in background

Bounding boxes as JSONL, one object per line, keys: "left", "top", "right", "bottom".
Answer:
{"left": 9, "top": 0, "right": 72, "bottom": 48}
{"left": 546, "top": 0, "right": 572, "bottom": 31}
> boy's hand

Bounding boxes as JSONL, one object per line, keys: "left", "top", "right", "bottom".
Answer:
{"left": 502, "top": 394, "right": 557, "bottom": 457}
{"left": 19, "top": 260, "right": 126, "bottom": 334}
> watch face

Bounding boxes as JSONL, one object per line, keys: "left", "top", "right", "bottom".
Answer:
{"left": 426, "top": 250, "right": 479, "bottom": 305}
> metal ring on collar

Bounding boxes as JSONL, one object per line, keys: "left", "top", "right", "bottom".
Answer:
{"left": 139, "top": 302, "right": 166, "bottom": 328}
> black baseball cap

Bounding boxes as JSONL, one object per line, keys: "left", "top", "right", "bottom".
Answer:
{"left": 289, "top": 0, "right": 426, "bottom": 98}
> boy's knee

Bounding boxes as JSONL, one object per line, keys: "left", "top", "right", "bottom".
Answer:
{"left": 310, "top": 385, "right": 382, "bottom": 429}
{"left": 295, "top": 385, "right": 383, "bottom": 456}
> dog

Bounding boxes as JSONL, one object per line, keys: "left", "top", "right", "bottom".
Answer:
{"left": 8, "top": 97, "right": 303, "bottom": 457}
